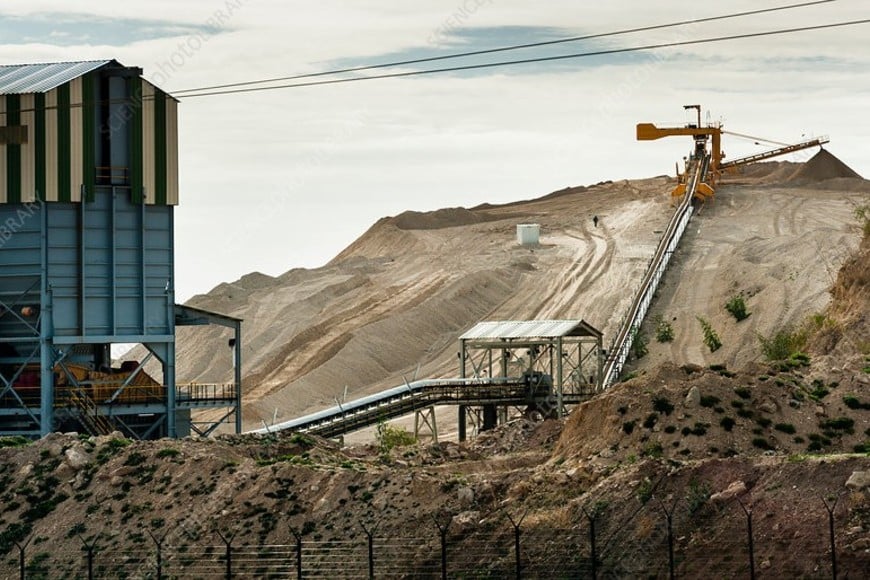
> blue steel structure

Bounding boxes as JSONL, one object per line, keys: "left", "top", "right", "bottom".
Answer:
{"left": 0, "top": 60, "right": 240, "bottom": 439}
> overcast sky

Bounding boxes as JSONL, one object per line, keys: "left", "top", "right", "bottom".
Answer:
{"left": 2, "top": 0, "right": 868, "bottom": 302}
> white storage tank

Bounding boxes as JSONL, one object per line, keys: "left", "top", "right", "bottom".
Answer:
{"left": 516, "top": 223, "right": 540, "bottom": 246}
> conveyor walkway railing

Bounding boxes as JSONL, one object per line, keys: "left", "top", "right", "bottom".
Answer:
{"left": 250, "top": 376, "right": 596, "bottom": 439}
{"left": 601, "top": 155, "right": 704, "bottom": 386}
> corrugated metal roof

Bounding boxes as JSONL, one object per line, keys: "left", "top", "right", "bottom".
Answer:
{"left": 0, "top": 60, "right": 113, "bottom": 94}
{"left": 460, "top": 320, "right": 601, "bottom": 340}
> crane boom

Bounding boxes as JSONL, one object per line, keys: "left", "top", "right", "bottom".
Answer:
{"left": 719, "top": 136, "right": 829, "bottom": 170}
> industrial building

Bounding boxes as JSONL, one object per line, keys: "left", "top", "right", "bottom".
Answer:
{"left": 0, "top": 60, "right": 241, "bottom": 439}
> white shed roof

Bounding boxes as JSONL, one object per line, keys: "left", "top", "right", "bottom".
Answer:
{"left": 460, "top": 320, "right": 602, "bottom": 340}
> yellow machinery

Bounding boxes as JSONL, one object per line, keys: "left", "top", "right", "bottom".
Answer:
{"left": 637, "top": 105, "right": 828, "bottom": 201}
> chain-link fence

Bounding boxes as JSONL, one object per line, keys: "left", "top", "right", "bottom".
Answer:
{"left": 2, "top": 495, "right": 864, "bottom": 579}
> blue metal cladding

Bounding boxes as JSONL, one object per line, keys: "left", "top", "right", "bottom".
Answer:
{"left": 46, "top": 188, "right": 174, "bottom": 338}
{"left": 0, "top": 188, "right": 174, "bottom": 340}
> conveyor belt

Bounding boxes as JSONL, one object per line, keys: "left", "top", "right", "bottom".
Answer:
{"left": 250, "top": 376, "right": 595, "bottom": 438}
{"left": 601, "top": 155, "right": 704, "bottom": 386}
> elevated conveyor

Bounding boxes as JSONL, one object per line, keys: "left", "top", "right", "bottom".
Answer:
{"left": 720, "top": 136, "right": 829, "bottom": 170}
{"left": 250, "top": 375, "right": 596, "bottom": 439}
{"left": 602, "top": 155, "right": 704, "bottom": 386}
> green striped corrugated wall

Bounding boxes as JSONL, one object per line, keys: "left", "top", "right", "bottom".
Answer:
{"left": 0, "top": 74, "right": 178, "bottom": 205}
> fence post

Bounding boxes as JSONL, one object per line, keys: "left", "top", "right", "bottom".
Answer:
{"left": 360, "top": 521, "right": 380, "bottom": 580}
{"left": 78, "top": 535, "right": 97, "bottom": 580}
{"left": 737, "top": 500, "right": 755, "bottom": 580}
{"left": 148, "top": 530, "right": 166, "bottom": 580}
{"left": 505, "top": 510, "right": 528, "bottom": 580}
{"left": 582, "top": 507, "right": 599, "bottom": 580}
{"left": 216, "top": 530, "right": 235, "bottom": 580}
{"left": 656, "top": 497, "right": 677, "bottom": 580}
{"left": 290, "top": 528, "right": 303, "bottom": 580}
{"left": 821, "top": 495, "right": 840, "bottom": 580}
{"left": 434, "top": 516, "right": 451, "bottom": 580}
{"left": 13, "top": 536, "right": 31, "bottom": 580}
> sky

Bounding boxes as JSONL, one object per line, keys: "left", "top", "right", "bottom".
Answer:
{"left": 1, "top": 0, "right": 868, "bottom": 303}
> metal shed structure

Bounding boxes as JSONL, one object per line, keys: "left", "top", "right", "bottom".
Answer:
{"left": 457, "top": 319, "right": 603, "bottom": 440}
{"left": 0, "top": 60, "right": 239, "bottom": 439}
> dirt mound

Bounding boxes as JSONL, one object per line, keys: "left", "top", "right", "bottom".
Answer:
{"left": 389, "top": 207, "right": 497, "bottom": 230}
{"left": 553, "top": 361, "right": 869, "bottom": 468}
{"left": 789, "top": 149, "right": 862, "bottom": 182}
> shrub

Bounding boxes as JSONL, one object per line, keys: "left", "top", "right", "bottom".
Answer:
{"left": 755, "top": 417, "right": 772, "bottom": 428}
{"left": 700, "top": 395, "right": 721, "bottom": 408}
{"left": 622, "top": 420, "right": 636, "bottom": 435}
{"left": 737, "top": 408, "right": 754, "bottom": 419}
{"left": 655, "top": 318, "right": 675, "bottom": 343}
{"left": 725, "top": 295, "right": 750, "bottom": 321}
{"left": 685, "top": 480, "right": 711, "bottom": 514}
{"left": 697, "top": 317, "right": 722, "bottom": 352}
{"left": 124, "top": 451, "right": 147, "bottom": 467}
{"left": 0, "top": 436, "right": 31, "bottom": 448}
{"left": 758, "top": 328, "right": 807, "bottom": 361}
{"left": 641, "top": 442, "right": 663, "bottom": 458}
{"left": 376, "top": 422, "right": 416, "bottom": 453}
{"left": 843, "top": 395, "right": 870, "bottom": 410}
{"left": 820, "top": 417, "right": 855, "bottom": 434}
{"left": 156, "top": 448, "right": 180, "bottom": 458}
{"left": 720, "top": 417, "right": 736, "bottom": 432}
{"left": 752, "top": 438, "right": 772, "bottom": 450}
{"left": 643, "top": 413, "right": 658, "bottom": 429}
{"left": 690, "top": 422, "right": 709, "bottom": 436}
{"left": 774, "top": 423, "right": 796, "bottom": 434}
{"left": 636, "top": 478, "right": 654, "bottom": 504}
{"left": 631, "top": 329, "right": 648, "bottom": 360}
{"left": 664, "top": 425, "right": 677, "bottom": 434}
{"left": 652, "top": 396, "right": 674, "bottom": 416}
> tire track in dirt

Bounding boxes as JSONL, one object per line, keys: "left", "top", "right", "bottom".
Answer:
{"left": 531, "top": 222, "right": 615, "bottom": 319}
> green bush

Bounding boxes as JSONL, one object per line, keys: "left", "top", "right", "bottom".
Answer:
{"left": 696, "top": 317, "right": 722, "bottom": 352}
{"left": 655, "top": 318, "right": 675, "bottom": 343}
{"left": 700, "top": 395, "right": 721, "bottom": 408}
{"left": 690, "top": 422, "right": 709, "bottom": 436}
{"left": 725, "top": 295, "right": 750, "bottom": 322}
{"left": 752, "top": 438, "right": 772, "bottom": 450}
{"left": 774, "top": 423, "right": 796, "bottom": 434}
{"left": 758, "top": 328, "right": 807, "bottom": 361}
{"left": 685, "top": 480, "right": 711, "bottom": 514}
{"left": 820, "top": 417, "right": 855, "bottom": 434}
{"left": 643, "top": 413, "right": 658, "bottom": 429}
{"left": 376, "top": 422, "right": 416, "bottom": 453}
{"left": 652, "top": 396, "right": 674, "bottom": 416}
{"left": 843, "top": 395, "right": 870, "bottom": 410}
{"left": 641, "top": 442, "right": 663, "bottom": 458}
{"left": 622, "top": 420, "right": 636, "bottom": 435}
{"left": 720, "top": 417, "right": 736, "bottom": 432}
{"left": 0, "top": 436, "right": 31, "bottom": 448}
{"left": 631, "top": 329, "right": 648, "bottom": 360}
{"left": 156, "top": 448, "right": 180, "bottom": 458}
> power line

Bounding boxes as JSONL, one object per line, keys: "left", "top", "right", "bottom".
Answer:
{"left": 177, "top": 18, "right": 870, "bottom": 99}
{"left": 171, "top": 0, "right": 836, "bottom": 95}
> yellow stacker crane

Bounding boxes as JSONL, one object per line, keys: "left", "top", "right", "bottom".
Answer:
{"left": 637, "top": 105, "right": 829, "bottom": 201}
